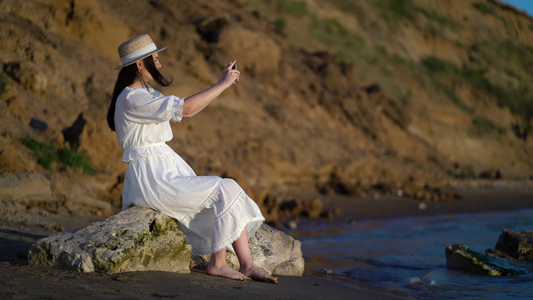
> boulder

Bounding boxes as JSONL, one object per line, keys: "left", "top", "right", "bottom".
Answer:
{"left": 28, "top": 207, "right": 305, "bottom": 276}
{"left": 28, "top": 207, "right": 192, "bottom": 274}
{"left": 494, "top": 230, "right": 533, "bottom": 261}
{"left": 191, "top": 223, "right": 305, "bottom": 276}
{"left": 249, "top": 224, "right": 304, "bottom": 276}
{"left": 445, "top": 244, "right": 528, "bottom": 276}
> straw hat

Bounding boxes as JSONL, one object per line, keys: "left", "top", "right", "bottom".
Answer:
{"left": 115, "top": 34, "right": 167, "bottom": 70}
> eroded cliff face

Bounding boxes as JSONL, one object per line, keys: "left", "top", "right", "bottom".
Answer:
{"left": 1, "top": 0, "right": 532, "bottom": 220}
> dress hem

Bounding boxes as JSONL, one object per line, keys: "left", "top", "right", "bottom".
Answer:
{"left": 190, "top": 216, "right": 265, "bottom": 256}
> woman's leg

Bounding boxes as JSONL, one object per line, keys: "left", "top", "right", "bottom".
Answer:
{"left": 206, "top": 247, "right": 249, "bottom": 281}
{"left": 206, "top": 227, "right": 278, "bottom": 283}
{"left": 232, "top": 227, "right": 278, "bottom": 284}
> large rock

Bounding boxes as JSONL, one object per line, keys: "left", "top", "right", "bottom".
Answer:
{"left": 249, "top": 223, "right": 305, "bottom": 276}
{"left": 28, "top": 207, "right": 192, "bottom": 274}
{"left": 191, "top": 223, "right": 305, "bottom": 276}
{"left": 494, "top": 230, "right": 533, "bottom": 261}
{"left": 445, "top": 244, "right": 528, "bottom": 276}
{"left": 28, "top": 207, "right": 304, "bottom": 276}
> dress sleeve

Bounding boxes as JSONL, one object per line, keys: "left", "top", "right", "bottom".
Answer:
{"left": 123, "top": 88, "right": 184, "bottom": 123}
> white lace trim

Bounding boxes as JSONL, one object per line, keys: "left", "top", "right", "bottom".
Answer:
{"left": 122, "top": 143, "right": 173, "bottom": 163}
{"left": 172, "top": 97, "right": 185, "bottom": 122}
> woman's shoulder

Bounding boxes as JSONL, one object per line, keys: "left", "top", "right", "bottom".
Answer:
{"left": 117, "top": 87, "right": 146, "bottom": 108}
{"left": 121, "top": 85, "right": 155, "bottom": 99}
{"left": 121, "top": 84, "right": 171, "bottom": 107}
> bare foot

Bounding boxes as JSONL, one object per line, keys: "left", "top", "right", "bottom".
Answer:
{"left": 240, "top": 266, "right": 278, "bottom": 284}
{"left": 206, "top": 264, "right": 251, "bottom": 281}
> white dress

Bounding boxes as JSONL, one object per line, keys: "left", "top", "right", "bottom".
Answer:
{"left": 114, "top": 84, "right": 265, "bottom": 255}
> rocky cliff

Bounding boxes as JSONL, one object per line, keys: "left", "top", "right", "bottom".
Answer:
{"left": 1, "top": 0, "right": 532, "bottom": 224}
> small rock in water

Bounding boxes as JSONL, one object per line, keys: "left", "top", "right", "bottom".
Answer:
{"left": 495, "top": 230, "right": 533, "bottom": 261}
{"left": 405, "top": 277, "right": 438, "bottom": 290}
{"left": 407, "top": 277, "right": 421, "bottom": 286}
{"left": 445, "top": 244, "right": 528, "bottom": 276}
{"left": 287, "top": 220, "right": 298, "bottom": 229}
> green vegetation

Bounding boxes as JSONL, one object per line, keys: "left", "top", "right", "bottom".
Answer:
{"left": 246, "top": 0, "right": 532, "bottom": 137}
{"left": 464, "top": 68, "right": 524, "bottom": 110}
{"left": 274, "top": 17, "right": 287, "bottom": 31}
{"left": 327, "top": 0, "right": 359, "bottom": 12}
{"left": 421, "top": 56, "right": 474, "bottom": 114}
{"left": 21, "top": 137, "right": 56, "bottom": 170}
{"left": 447, "top": 165, "right": 476, "bottom": 179}
{"left": 471, "top": 117, "right": 506, "bottom": 135}
{"left": 309, "top": 15, "right": 366, "bottom": 62}
{"left": 245, "top": 0, "right": 275, "bottom": 19}
{"left": 22, "top": 137, "right": 95, "bottom": 174}
{"left": 472, "top": 2, "right": 499, "bottom": 16}
{"left": 421, "top": 56, "right": 460, "bottom": 75}
{"left": 248, "top": 0, "right": 366, "bottom": 62}
{"left": 496, "top": 40, "right": 533, "bottom": 68}
{"left": 442, "top": 84, "right": 475, "bottom": 114}
{"left": 419, "top": 7, "right": 459, "bottom": 29}
{"left": 420, "top": 54, "right": 533, "bottom": 135}
{"left": 276, "top": 0, "right": 308, "bottom": 17}
{"left": 374, "top": 44, "right": 388, "bottom": 56}
{"left": 369, "top": 0, "right": 459, "bottom": 30}
{"left": 370, "top": 0, "right": 415, "bottom": 25}
{"left": 464, "top": 40, "right": 533, "bottom": 136}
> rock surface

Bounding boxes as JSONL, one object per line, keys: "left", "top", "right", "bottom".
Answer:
{"left": 28, "top": 207, "right": 192, "bottom": 274}
{"left": 445, "top": 244, "right": 528, "bottom": 276}
{"left": 191, "top": 222, "right": 304, "bottom": 276}
{"left": 28, "top": 206, "right": 304, "bottom": 276}
{"left": 494, "top": 229, "right": 533, "bottom": 261}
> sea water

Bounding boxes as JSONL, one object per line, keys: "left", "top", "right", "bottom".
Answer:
{"left": 286, "top": 208, "right": 533, "bottom": 299}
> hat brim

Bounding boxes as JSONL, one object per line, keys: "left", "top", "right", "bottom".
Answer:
{"left": 114, "top": 46, "right": 167, "bottom": 70}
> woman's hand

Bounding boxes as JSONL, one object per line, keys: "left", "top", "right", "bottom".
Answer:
{"left": 218, "top": 60, "right": 240, "bottom": 89}
{"left": 182, "top": 60, "right": 241, "bottom": 117}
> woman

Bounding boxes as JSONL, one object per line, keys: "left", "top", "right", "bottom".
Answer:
{"left": 107, "top": 34, "right": 277, "bottom": 283}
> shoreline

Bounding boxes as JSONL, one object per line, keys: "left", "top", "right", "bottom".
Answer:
{"left": 318, "top": 179, "right": 533, "bottom": 222}
{"left": 1, "top": 180, "right": 532, "bottom": 299}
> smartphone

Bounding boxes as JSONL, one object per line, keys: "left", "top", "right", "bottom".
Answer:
{"left": 232, "top": 63, "right": 238, "bottom": 70}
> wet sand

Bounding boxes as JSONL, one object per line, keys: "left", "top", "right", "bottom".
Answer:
{"left": 319, "top": 180, "right": 533, "bottom": 222}
{"left": 1, "top": 180, "right": 531, "bottom": 300}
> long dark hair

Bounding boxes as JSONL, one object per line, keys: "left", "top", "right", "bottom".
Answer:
{"left": 107, "top": 56, "right": 173, "bottom": 131}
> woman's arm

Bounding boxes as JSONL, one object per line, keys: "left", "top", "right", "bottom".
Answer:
{"left": 182, "top": 60, "right": 240, "bottom": 118}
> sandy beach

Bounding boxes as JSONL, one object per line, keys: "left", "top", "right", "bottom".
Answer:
{"left": 1, "top": 180, "right": 532, "bottom": 300}
{"left": 0, "top": 264, "right": 410, "bottom": 300}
